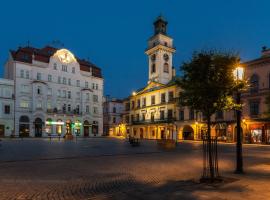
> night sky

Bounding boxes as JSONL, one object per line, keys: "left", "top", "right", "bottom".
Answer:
{"left": 1, "top": 0, "right": 270, "bottom": 98}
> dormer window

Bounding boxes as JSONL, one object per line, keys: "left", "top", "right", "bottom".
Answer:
{"left": 151, "top": 64, "right": 156, "bottom": 73}
{"left": 62, "top": 65, "right": 68, "bottom": 72}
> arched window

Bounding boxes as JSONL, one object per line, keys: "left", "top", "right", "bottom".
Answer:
{"left": 250, "top": 74, "right": 259, "bottom": 93}
{"left": 151, "top": 64, "right": 156, "bottom": 73}
{"left": 164, "top": 63, "right": 169, "bottom": 73}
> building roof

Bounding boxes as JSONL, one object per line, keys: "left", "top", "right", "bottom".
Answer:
{"left": 10, "top": 45, "right": 102, "bottom": 78}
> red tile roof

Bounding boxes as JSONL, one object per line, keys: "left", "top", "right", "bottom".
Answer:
{"left": 10, "top": 46, "right": 102, "bottom": 78}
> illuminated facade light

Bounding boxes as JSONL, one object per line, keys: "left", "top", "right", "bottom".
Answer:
{"left": 233, "top": 66, "right": 244, "bottom": 81}
{"left": 54, "top": 49, "right": 77, "bottom": 64}
{"left": 45, "top": 121, "right": 65, "bottom": 125}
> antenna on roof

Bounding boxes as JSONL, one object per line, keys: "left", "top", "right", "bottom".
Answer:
{"left": 27, "top": 40, "right": 30, "bottom": 47}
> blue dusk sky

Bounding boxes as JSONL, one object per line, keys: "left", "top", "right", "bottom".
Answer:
{"left": 0, "top": 0, "right": 270, "bottom": 98}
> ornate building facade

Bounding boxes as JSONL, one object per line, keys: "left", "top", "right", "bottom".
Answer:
{"left": 4, "top": 46, "right": 103, "bottom": 137}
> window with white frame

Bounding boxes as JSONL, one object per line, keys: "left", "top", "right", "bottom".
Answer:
{"left": 63, "top": 90, "right": 66, "bottom": 98}
{"left": 93, "top": 95, "right": 98, "bottom": 102}
{"left": 25, "top": 71, "right": 29, "bottom": 79}
{"left": 53, "top": 63, "right": 57, "bottom": 70}
{"left": 93, "top": 106, "right": 98, "bottom": 114}
{"left": 37, "top": 73, "right": 41, "bottom": 80}
{"left": 92, "top": 83, "right": 95, "bottom": 89}
{"left": 36, "top": 101, "right": 42, "bottom": 109}
{"left": 58, "top": 76, "right": 61, "bottom": 84}
{"left": 20, "top": 100, "right": 29, "bottom": 108}
{"left": 85, "top": 81, "right": 89, "bottom": 88}
{"left": 20, "top": 70, "right": 24, "bottom": 78}
{"left": 63, "top": 77, "right": 66, "bottom": 85}
{"left": 47, "top": 88, "right": 52, "bottom": 96}
{"left": 68, "top": 78, "right": 71, "bottom": 85}
{"left": 47, "top": 101, "right": 52, "bottom": 109}
{"left": 57, "top": 90, "right": 61, "bottom": 97}
{"left": 76, "top": 92, "right": 80, "bottom": 99}
{"left": 68, "top": 91, "right": 71, "bottom": 99}
{"left": 72, "top": 67, "right": 75, "bottom": 73}
{"left": 86, "top": 93, "right": 90, "bottom": 100}
{"left": 95, "top": 84, "right": 98, "bottom": 90}
{"left": 62, "top": 65, "right": 68, "bottom": 72}
{"left": 48, "top": 74, "right": 52, "bottom": 82}
{"left": 76, "top": 80, "right": 80, "bottom": 87}
{"left": 86, "top": 105, "right": 89, "bottom": 113}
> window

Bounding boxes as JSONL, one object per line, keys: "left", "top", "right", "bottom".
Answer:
{"left": 37, "top": 86, "right": 42, "bottom": 94}
{"left": 63, "top": 90, "right": 66, "bottom": 98}
{"left": 113, "top": 107, "right": 116, "bottom": 113}
{"left": 142, "top": 113, "right": 146, "bottom": 121}
{"left": 161, "top": 93, "right": 166, "bottom": 103}
{"left": 36, "top": 101, "right": 42, "bottom": 109}
{"left": 72, "top": 67, "right": 75, "bottom": 73}
{"left": 96, "top": 84, "right": 98, "bottom": 90}
{"left": 131, "top": 101, "right": 135, "bottom": 109}
{"left": 168, "top": 109, "right": 173, "bottom": 119}
{"left": 151, "top": 112, "right": 155, "bottom": 122}
{"left": 137, "top": 99, "right": 140, "bottom": 108}
{"left": 58, "top": 76, "right": 61, "bottom": 84}
{"left": 92, "top": 83, "right": 95, "bottom": 89}
{"left": 76, "top": 92, "right": 80, "bottom": 99}
{"left": 21, "top": 85, "right": 29, "bottom": 93}
{"left": 93, "top": 107, "right": 98, "bottom": 114}
{"left": 86, "top": 105, "right": 89, "bottom": 113}
{"left": 113, "top": 117, "right": 116, "bottom": 124}
{"left": 164, "top": 63, "right": 169, "bottom": 73}
{"left": 68, "top": 91, "right": 71, "bottom": 99}
{"left": 20, "top": 100, "right": 29, "bottom": 108}
{"left": 142, "top": 98, "right": 146, "bottom": 107}
{"left": 25, "top": 71, "right": 29, "bottom": 79}
{"left": 47, "top": 88, "right": 52, "bottom": 96}
{"left": 168, "top": 91, "right": 174, "bottom": 102}
{"left": 86, "top": 93, "right": 90, "bottom": 100}
{"left": 53, "top": 63, "right": 57, "bottom": 70}
{"left": 48, "top": 74, "right": 52, "bottom": 82}
{"left": 63, "top": 77, "right": 66, "bottom": 85}
{"left": 125, "top": 102, "right": 130, "bottom": 111}
{"left": 189, "top": 109, "right": 194, "bottom": 120}
{"left": 179, "top": 110, "right": 184, "bottom": 121}
{"left": 76, "top": 80, "right": 80, "bottom": 87}
{"left": 160, "top": 110, "right": 165, "bottom": 120}
{"left": 4, "top": 105, "right": 10, "bottom": 114}
{"left": 47, "top": 101, "right": 52, "bottom": 109}
{"left": 63, "top": 104, "right": 66, "bottom": 113}
{"left": 151, "top": 95, "right": 155, "bottom": 105}
{"left": 68, "top": 78, "right": 71, "bottom": 85}
{"left": 37, "top": 73, "right": 41, "bottom": 80}
{"left": 76, "top": 105, "right": 80, "bottom": 113}
{"left": 136, "top": 114, "right": 139, "bottom": 121}
{"left": 62, "top": 65, "right": 67, "bottom": 72}
{"left": 20, "top": 70, "right": 24, "bottom": 78}
{"left": 93, "top": 95, "right": 98, "bottom": 102}
{"left": 216, "top": 111, "right": 224, "bottom": 120}
{"left": 125, "top": 116, "right": 130, "bottom": 123}
{"left": 57, "top": 90, "right": 61, "bottom": 97}
{"left": 250, "top": 101, "right": 259, "bottom": 116}
{"left": 85, "top": 81, "right": 89, "bottom": 88}
{"left": 151, "top": 64, "right": 156, "bottom": 73}
{"left": 68, "top": 104, "right": 71, "bottom": 112}
{"left": 250, "top": 74, "right": 259, "bottom": 93}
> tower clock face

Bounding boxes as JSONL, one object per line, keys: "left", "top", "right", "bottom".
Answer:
{"left": 151, "top": 54, "right": 156, "bottom": 61}
{"left": 163, "top": 54, "right": 169, "bottom": 61}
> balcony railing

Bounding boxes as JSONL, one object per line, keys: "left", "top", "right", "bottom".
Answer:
{"left": 131, "top": 118, "right": 175, "bottom": 125}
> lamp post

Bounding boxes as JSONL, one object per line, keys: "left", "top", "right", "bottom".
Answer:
{"left": 233, "top": 66, "right": 244, "bottom": 174}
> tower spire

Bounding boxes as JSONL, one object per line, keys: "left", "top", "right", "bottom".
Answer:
{"left": 154, "top": 15, "right": 168, "bottom": 35}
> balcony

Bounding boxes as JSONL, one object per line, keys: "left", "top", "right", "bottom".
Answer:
{"left": 47, "top": 109, "right": 82, "bottom": 116}
{"left": 131, "top": 118, "right": 175, "bottom": 125}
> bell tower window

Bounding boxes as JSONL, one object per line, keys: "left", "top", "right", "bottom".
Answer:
{"left": 164, "top": 63, "right": 169, "bottom": 73}
{"left": 151, "top": 64, "right": 156, "bottom": 73}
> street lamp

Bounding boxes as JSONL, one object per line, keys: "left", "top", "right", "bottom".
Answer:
{"left": 233, "top": 66, "right": 244, "bottom": 174}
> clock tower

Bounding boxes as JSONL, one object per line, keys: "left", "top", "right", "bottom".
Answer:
{"left": 145, "top": 15, "right": 176, "bottom": 84}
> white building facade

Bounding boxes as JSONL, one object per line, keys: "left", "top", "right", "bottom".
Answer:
{"left": 103, "top": 97, "right": 124, "bottom": 136}
{"left": 0, "top": 78, "right": 14, "bottom": 137}
{"left": 4, "top": 46, "right": 103, "bottom": 137}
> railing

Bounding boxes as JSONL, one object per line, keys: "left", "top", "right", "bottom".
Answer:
{"left": 131, "top": 118, "right": 175, "bottom": 125}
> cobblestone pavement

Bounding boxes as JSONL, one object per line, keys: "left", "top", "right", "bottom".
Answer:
{"left": 0, "top": 138, "right": 270, "bottom": 199}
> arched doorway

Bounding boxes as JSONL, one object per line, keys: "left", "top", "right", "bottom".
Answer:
{"left": 19, "top": 116, "right": 30, "bottom": 137}
{"left": 84, "top": 120, "right": 90, "bottom": 137}
{"left": 182, "top": 125, "right": 194, "bottom": 140}
{"left": 34, "top": 118, "right": 43, "bottom": 137}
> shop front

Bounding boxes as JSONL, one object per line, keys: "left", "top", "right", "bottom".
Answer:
{"left": 249, "top": 124, "right": 263, "bottom": 144}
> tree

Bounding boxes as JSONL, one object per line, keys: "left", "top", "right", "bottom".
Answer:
{"left": 178, "top": 50, "right": 240, "bottom": 181}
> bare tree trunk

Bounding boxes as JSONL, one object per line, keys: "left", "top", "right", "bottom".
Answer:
{"left": 207, "top": 116, "right": 214, "bottom": 181}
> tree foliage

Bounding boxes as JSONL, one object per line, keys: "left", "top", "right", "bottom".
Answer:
{"left": 178, "top": 50, "right": 242, "bottom": 118}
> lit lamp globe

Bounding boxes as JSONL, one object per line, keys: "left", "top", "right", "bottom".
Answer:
{"left": 233, "top": 66, "right": 244, "bottom": 81}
